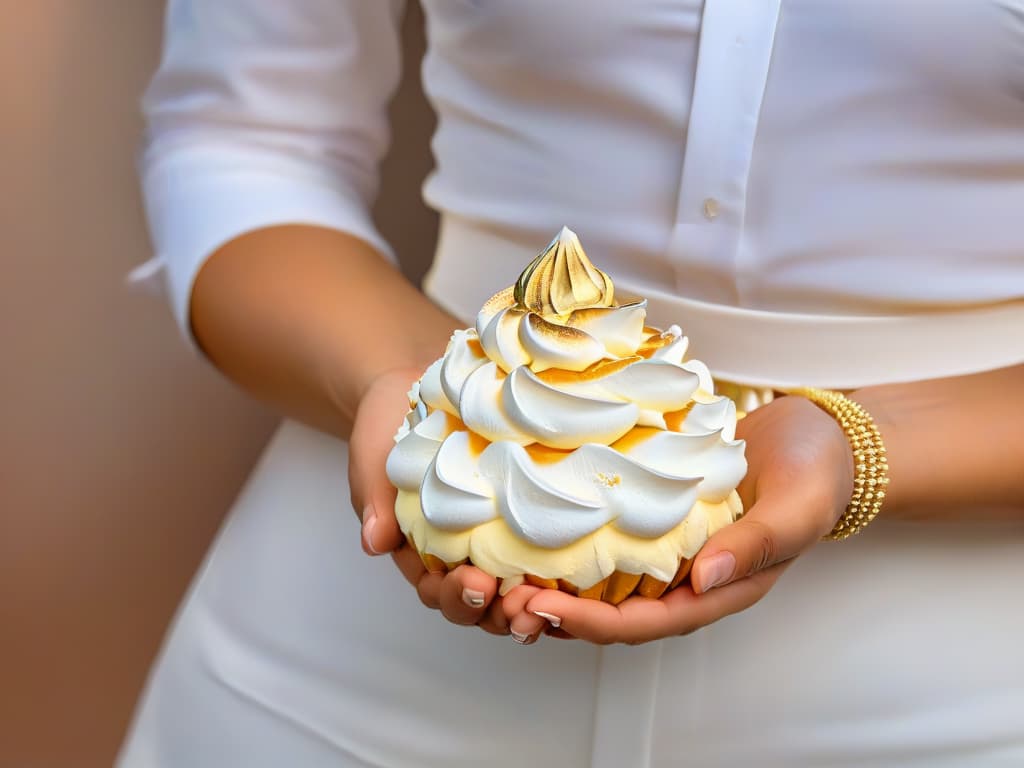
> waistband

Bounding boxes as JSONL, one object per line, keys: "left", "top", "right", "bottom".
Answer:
{"left": 424, "top": 217, "right": 1024, "bottom": 390}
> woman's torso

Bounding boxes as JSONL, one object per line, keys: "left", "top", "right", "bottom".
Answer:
{"left": 119, "top": 4, "right": 1024, "bottom": 765}
{"left": 421, "top": 0, "right": 1024, "bottom": 319}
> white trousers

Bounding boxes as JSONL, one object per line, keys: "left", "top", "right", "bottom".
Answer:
{"left": 119, "top": 421, "right": 1024, "bottom": 767}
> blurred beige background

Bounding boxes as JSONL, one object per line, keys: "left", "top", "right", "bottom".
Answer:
{"left": 0, "top": 2, "right": 437, "bottom": 765}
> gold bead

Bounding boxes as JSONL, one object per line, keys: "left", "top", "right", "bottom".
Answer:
{"left": 791, "top": 387, "right": 890, "bottom": 542}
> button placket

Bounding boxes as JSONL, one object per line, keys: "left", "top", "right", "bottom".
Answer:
{"left": 668, "top": 0, "right": 782, "bottom": 303}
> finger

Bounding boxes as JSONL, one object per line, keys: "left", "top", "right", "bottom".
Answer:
{"left": 500, "top": 583, "right": 541, "bottom": 620}
{"left": 509, "top": 585, "right": 577, "bottom": 641}
{"left": 503, "top": 584, "right": 546, "bottom": 645}
{"left": 526, "top": 565, "right": 787, "bottom": 645}
{"left": 358, "top": 501, "right": 403, "bottom": 558}
{"left": 478, "top": 596, "right": 510, "bottom": 636}
{"left": 544, "top": 627, "right": 575, "bottom": 640}
{"left": 691, "top": 483, "right": 830, "bottom": 594}
{"left": 415, "top": 570, "right": 444, "bottom": 611}
{"left": 348, "top": 376, "right": 415, "bottom": 556}
{"left": 525, "top": 591, "right": 625, "bottom": 646}
{"left": 391, "top": 543, "right": 428, "bottom": 588}
{"left": 439, "top": 565, "right": 499, "bottom": 626}
{"left": 733, "top": 407, "right": 763, "bottom": 510}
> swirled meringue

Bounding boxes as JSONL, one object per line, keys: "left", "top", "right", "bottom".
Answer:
{"left": 385, "top": 228, "right": 748, "bottom": 588}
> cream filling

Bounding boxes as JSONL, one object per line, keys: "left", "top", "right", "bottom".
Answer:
{"left": 396, "top": 488, "right": 743, "bottom": 590}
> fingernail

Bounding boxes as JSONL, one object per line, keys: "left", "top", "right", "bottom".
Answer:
{"left": 697, "top": 551, "right": 736, "bottom": 592}
{"left": 511, "top": 630, "right": 531, "bottom": 645}
{"left": 462, "top": 588, "right": 486, "bottom": 608}
{"left": 362, "top": 506, "right": 381, "bottom": 555}
{"left": 532, "top": 610, "right": 561, "bottom": 629}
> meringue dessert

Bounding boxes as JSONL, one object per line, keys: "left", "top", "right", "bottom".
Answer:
{"left": 386, "top": 227, "right": 746, "bottom": 603}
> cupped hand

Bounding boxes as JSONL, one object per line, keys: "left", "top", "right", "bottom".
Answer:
{"left": 508, "top": 394, "right": 856, "bottom": 645}
{"left": 348, "top": 367, "right": 510, "bottom": 635}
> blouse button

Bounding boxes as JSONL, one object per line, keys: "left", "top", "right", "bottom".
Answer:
{"left": 702, "top": 197, "right": 720, "bottom": 221}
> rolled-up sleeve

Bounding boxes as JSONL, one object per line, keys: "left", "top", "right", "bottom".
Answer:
{"left": 136, "top": 0, "right": 405, "bottom": 349}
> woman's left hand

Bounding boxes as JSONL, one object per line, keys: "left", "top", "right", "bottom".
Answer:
{"left": 350, "top": 366, "right": 512, "bottom": 636}
{"left": 504, "top": 394, "right": 855, "bottom": 645}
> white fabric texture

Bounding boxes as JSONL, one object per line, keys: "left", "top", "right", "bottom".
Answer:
{"left": 122, "top": 0, "right": 1024, "bottom": 765}
{"left": 135, "top": 0, "right": 404, "bottom": 339}
{"left": 137, "top": 0, "right": 1024, "bottom": 346}
{"left": 119, "top": 422, "right": 1024, "bottom": 767}
{"left": 430, "top": 218, "right": 1024, "bottom": 389}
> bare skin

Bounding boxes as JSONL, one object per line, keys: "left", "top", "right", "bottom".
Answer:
{"left": 192, "top": 224, "right": 1024, "bottom": 644}
{"left": 192, "top": 224, "right": 508, "bottom": 633}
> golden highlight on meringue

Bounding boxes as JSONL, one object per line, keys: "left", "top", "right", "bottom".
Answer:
{"left": 513, "top": 226, "right": 615, "bottom": 317}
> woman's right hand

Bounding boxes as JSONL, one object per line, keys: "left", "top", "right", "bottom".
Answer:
{"left": 189, "top": 226, "right": 513, "bottom": 634}
{"left": 348, "top": 366, "right": 512, "bottom": 636}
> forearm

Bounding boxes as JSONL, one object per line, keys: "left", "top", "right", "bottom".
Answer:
{"left": 190, "top": 224, "right": 460, "bottom": 438}
{"left": 852, "top": 364, "right": 1024, "bottom": 520}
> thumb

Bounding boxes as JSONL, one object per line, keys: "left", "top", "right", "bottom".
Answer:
{"left": 348, "top": 370, "right": 417, "bottom": 556}
{"left": 690, "top": 485, "right": 831, "bottom": 594}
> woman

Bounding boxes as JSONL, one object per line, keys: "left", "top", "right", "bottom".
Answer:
{"left": 120, "top": 1, "right": 1024, "bottom": 765}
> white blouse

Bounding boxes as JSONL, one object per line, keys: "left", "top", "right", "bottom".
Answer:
{"left": 122, "top": 8, "right": 1024, "bottom": 765}
{"left": 138, "top": 0, "right": 1024, "bottom": 382}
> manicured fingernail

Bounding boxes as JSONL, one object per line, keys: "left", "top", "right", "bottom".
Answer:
{"left": 462, "top": 588, "right": 486, "bottom": 608}
{"left": 362, "top": 507, "right": 381, "bottom": 555}
{"left": 532, "top": 611, "right": 561, "bottom": 628}
{"left": 511, "top": 630, "right": 531, "bottom": 645}
{"left": 697, "top": 551, "right": 736, "bottom": 592}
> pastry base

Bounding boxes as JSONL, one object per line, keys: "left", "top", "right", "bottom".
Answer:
{"left": 410, "top": 535, "right": 693, "bottom": 605}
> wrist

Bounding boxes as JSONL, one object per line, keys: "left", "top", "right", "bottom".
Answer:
{"left": 792, "top": 387, "right": 889, "bottom": 540}
{"left": 191, "top": 224, "right": 459, "bottom": 438}
{"left": 343, "top": 322, "right": 457, "bottom": 415}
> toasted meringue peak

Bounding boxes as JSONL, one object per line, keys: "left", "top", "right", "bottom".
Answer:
{"left": 513, "top": 227, "right": 614, "bottom": 317}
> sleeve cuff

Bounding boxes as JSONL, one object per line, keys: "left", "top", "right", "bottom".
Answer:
{"left": 135, "top": 142, "right": 395, "bottom": 353}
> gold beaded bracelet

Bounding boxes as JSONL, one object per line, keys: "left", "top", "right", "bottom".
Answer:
{"left": 789, "top": 387, "right": 890, "bottom": 541}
